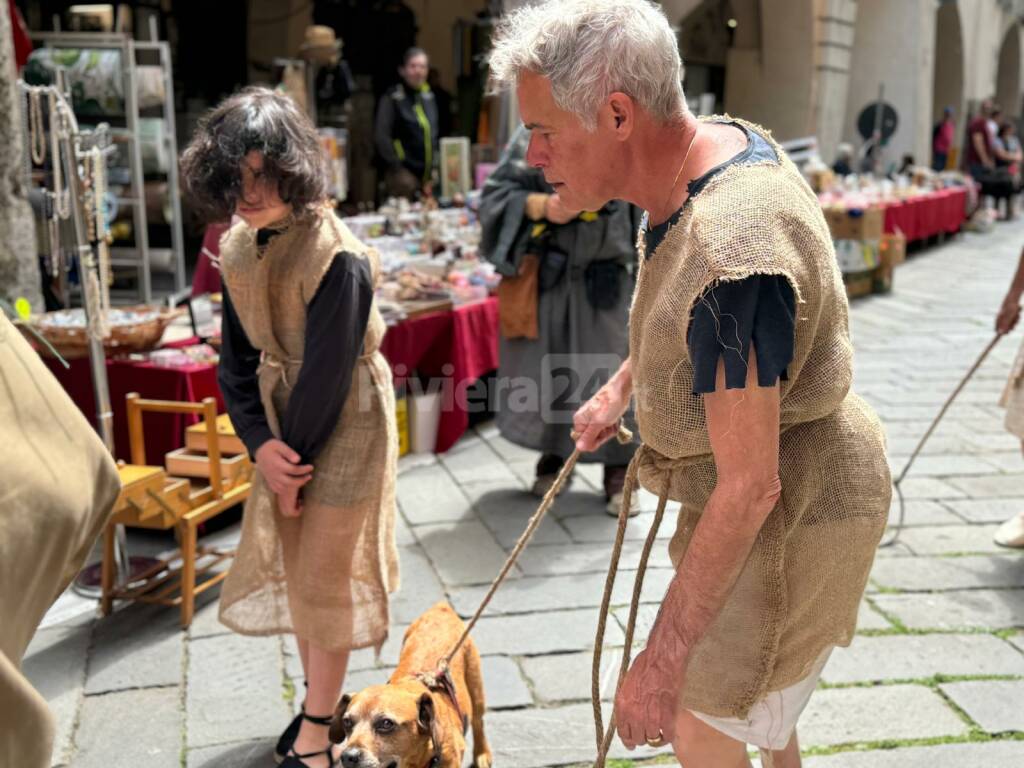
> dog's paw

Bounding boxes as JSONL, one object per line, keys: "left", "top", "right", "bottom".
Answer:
{"left": 474, "top": 752, "right": 493, "bottom": 768}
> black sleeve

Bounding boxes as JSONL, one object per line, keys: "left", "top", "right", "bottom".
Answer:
{"left": 686, "top": 274, "right": 796, "bottom": 395}
{"left": 374, "top": 94, "right": 400, "bottom": 169}
{"left": 281, "top": 252, "right": 374, "bottom": 465}
{"left": 217, "top": 285, "right": 274, "bottom": 458}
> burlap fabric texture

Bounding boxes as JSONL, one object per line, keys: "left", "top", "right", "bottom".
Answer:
{"left": 218, "top": 207, "right": 399, "bottom": 653}
{"left": 625, "top": 117, "right": 890, "bottom": 718}
{"left": 0, "top": 314, "right": 121, "bottom": 768}
{"left": 999, "top": 336, "right": 1024, "bottom": 439}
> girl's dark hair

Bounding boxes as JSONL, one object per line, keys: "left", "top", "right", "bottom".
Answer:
{"left": 180, "top": 87, "right": 328, "bottom": 223}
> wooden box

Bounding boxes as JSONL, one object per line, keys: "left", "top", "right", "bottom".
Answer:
{"left": 185, "top": 414, "right": 245, "bottom": 455}
{"left": 880, "top": 232, "right": 906, "bottom": 268}
{"left": 843, "top": 270, "right": 875, "bottom": 299}
{"left": 165, "top": 447, "right": 249, "bottom": 482}
{"left": 825, "top": 206, "right": 883, "bottom": 242}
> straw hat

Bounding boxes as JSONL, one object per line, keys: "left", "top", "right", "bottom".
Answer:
{"left": 299, "top": 25, "right": 341, "bottom": 64}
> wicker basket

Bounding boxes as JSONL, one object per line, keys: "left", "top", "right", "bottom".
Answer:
{"left": 19, "top": 306, "right": 181, "bottom": 360}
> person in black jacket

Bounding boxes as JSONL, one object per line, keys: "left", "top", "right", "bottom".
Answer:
{"left": 374, "top": 47, "right": 439, "bottom": 199}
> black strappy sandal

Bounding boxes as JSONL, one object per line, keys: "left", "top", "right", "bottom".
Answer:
{"left": 274, "top": 682, "right": 308, "bottom": 764}
{"left": 279, "top": 713, "right": 339, "bottom": 768}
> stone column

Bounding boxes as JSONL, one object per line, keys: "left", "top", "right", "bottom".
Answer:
{"left": 0, "top": 3, "right": 42, "bottom": 312}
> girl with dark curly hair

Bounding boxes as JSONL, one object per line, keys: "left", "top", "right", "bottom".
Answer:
{"left": 181, "top": 88, "right": 399, "bottom": 768}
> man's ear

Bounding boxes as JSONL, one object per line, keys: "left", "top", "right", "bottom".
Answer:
{"left": 608, "top": 92, "right": 635, "bottom": 138}
{"left": 417, "top": 692, "right": 435, "bottom": 734}
{"left": 329, "top": 693, "right": 352, "bottom": 744}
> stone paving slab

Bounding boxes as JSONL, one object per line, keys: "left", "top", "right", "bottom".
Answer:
{"left": 84, "top": 605, "right": 183, "bottom": 694}
{"left": 186, "top": 633, "right": 288, "bottom": 748}
{"left": 856, "top": 600, "right": 894, "bottom": 631}
{"left": 346, "top": 624, "right": 409, "bottom": 672}
{"left": 559, "top": 509, "right": 677, "bottom": 544}
{"left": 893, "top": 477, "right": 968, "bottom": 500}
{"left": 892, "top": 455, "right": 999, "bottom": 476}
{"left": 518, "top": 650, "right": 622, "bottom": 704}
{"left": 22, "top": 623, "right": 92, "bottom": 766}
{"left": 390, "top": 546, "right": 447, "bottom": 625}
{"left": 188, "top": 589, "right": 231, "bottom": 640}
{"left": 885, "top": 499, "right": 965, "bottom": 527}
{"left": 414, "top": 519, "right": 518, "bottom": 586}
{"left": 396, "top": 465, "right": 476, "bottom": 525}
{"left": 469, "top": 608, "right": 624, "bottom": 655}
{"left": 514, "top": 540, "right": 672, "bottom": 577}
{"left": 484, "top": 702, "right": 671, "bottom": 768}
{"left": 75, "top": 687, "right": 182, "bottom": 768}
{"left": 946, "top": 473, "right": 1024, "bottom": 499}
{"left": 870, "top": 554, "right": 1024, "bottom": 591}
{"left": 939, "top": 680, "right": 1024, "bottom": 733}
{"left": 822, "top": 633, "right": 1024, "bottom": 684}
{"left": 802, "top": 740, "right": 1024, "bottom": 767}
{"left": 440, "top": 441, "right": 523, "bottom": 486}
{"left": 872, "top": 589, "right": 1024, "bottom": 630}
{"left": 186, "top": 738, "right": 277, "bottom": 768}
{"left": 481, "top": 655, "right": 533, "bottom": 709}
{"left": 448, "top": 569, "right": 674, "bottom": 617}
{"left": 945, "top": 497, "right": 1024, "bottom": 523}
{"left": 474, "top": 491, "right": 575, "bottom": 547}
{"left": 1010, "top": 632, "right": 1024, "bottom": 654}
{"left": 889, "top": 523, "right": 1006, "bottom": 555}
{"left": 798, "top": 684, "right": 969, "bottom": 747}
{"left": 978, "top": 451, "right": 1024, "bottom": 473}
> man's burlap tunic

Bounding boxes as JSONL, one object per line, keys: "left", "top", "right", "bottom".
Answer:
{"left": 217, "top": 209, "right": 399, "bottom": 652}
{"left": 629, "top": 118, "right": 890, "bottom": 718}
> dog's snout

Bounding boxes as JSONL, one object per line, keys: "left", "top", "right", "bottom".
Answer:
{"left": 340, "top": 748, "right": 364, "bottom": 768}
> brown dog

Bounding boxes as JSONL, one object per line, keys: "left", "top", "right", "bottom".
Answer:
{"left": 329, "top": 602, "right": 493, "bottom": 768}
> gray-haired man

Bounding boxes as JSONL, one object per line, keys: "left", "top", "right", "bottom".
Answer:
{"left": 489, "top": 2, "right": 890, "bottom": 767}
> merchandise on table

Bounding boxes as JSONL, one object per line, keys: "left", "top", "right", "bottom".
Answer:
{"left": 21, "top": 306, "right": 179, "bottom": 359}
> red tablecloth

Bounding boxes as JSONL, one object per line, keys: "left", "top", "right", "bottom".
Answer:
{"left": 45, "top": 350, "right": 223, "bottom": 465}
{"left": 45, "top": 298, "right": 500, "bottom": 458}
{"left": 380, "top": 297, "right": 500, "bottom": 452}
{"left": 883, "top": 188, "right": 967, "bottom": 242}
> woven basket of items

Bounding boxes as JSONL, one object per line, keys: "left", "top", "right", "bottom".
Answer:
{"left": 19, "top": 306, "right": 181, "bottom": 360}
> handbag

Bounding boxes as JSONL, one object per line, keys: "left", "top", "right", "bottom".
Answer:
{"left": 497, "top": 253, "right": 539, "bottom": 339}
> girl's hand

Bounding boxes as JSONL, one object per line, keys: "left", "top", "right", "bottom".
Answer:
{"left": 277, "top": 487, "right": 303, "bottom": 518}
{"left": 255, "top": 439, "right": 313, "bottom": 495}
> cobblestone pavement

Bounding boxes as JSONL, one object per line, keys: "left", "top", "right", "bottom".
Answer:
{"left": 26, "top": 221, "right": 1024, "bottom": 767}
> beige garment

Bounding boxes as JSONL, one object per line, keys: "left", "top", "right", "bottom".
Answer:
{"left": 626, "top": 117, "right": 890, "bottom": 718}
{"left": 0, "top": 314, "right": 121, "bottom": 767}
{"left": 217, "top": 208, "right": 399, "bottom": 653}
{"left": 998, "top": 336, "right": 1024, "bottom": 438}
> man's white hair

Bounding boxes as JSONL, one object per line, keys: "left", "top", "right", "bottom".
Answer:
{"left": 488, "top": 0, "right": 686, "bottom": 130}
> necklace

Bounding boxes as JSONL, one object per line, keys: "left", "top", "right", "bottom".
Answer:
{"left": 637, "top": 126, "right": 699, "bottom": 253}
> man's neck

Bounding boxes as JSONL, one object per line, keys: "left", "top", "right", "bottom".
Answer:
{"left": 618, "top": 115, "right": 700, "bottom": 226}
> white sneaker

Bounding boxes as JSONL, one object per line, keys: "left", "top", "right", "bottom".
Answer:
{"left": 994, "top": 514, "right": 1024, "bottom": 548}
{"left": 606, "top": 491, "right": 641, "bottom": 518}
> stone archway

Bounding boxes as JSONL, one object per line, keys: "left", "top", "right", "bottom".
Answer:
{"left": 932, "top": 1, "right": 964, "bottom": 125}
{"left": 995, "top": 23, "right": 1022, "bottom": 118}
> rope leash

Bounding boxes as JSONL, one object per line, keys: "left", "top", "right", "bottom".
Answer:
{"left": 433, "top": 424, "right": 635, "bottom": 675}
{"left": 881, "top": 333, "right": 1003, "bottom": 547}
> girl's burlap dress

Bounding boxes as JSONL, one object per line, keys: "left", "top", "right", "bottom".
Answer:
{"left": 216, "top": 208, "right": 399, "bottom": 653}
{"left": 626, "top": 118, "right": 891, "bottom": 718}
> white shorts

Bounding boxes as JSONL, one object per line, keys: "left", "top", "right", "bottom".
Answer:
{"left": 689, "top": 646, "right": 833, "bottom": 750}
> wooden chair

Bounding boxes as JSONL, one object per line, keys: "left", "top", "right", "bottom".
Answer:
{"left": 100, "top": 393, "right": 251, "bottom": 627}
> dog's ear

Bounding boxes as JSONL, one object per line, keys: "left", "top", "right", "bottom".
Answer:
{"left": 417, "top": 692, "right": 435, "bottom": 734}
{"left": 329, "top": 693, "right": 352, "bottom": 744}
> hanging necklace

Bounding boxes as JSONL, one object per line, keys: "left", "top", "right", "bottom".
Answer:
{"left": 49, "top": 91, "right": 72, "bottom": 220}
{"left": 27, "top": 87, "right": 46, "bottom": 166}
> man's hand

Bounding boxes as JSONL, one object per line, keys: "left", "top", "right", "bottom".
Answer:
{"left": 573, "top": 364, "right": 631, "bottom": 452}
{"left": 255, "top": 439, "right": 313, "bottom": 496}
{"left": 545, "top": 193, "right": 582, "bottom": 225}
{"left": 615, "top": 644, "right": 686, "bottom": 750}
{"left": 997, "top": 299, "right": 1021, "bottom": 335}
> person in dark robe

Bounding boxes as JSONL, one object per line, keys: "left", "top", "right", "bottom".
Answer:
{"left": 480, "top": 125, "right": 640, "bottom": 515}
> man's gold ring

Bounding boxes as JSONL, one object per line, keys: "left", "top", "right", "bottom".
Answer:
{"left": 645, "top": 732, "right": 666, "bottom": 748}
